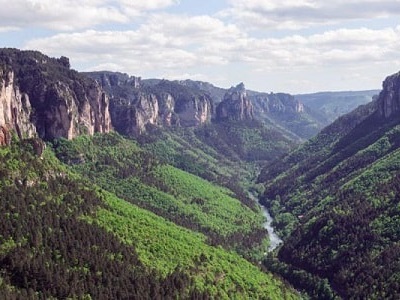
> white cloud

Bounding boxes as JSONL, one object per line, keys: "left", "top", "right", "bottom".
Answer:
{"left": 119, "top": 0, "right": 180, "bottom": 11}
{"left": 223, "top": 0, "right": 400, "bottom": 30}
{"left": 21, "top": 9, "right": 400, "bottom": 93}
{"left": 140, "top": 14, "right": 246, "bottom": 47}
{"left": 242, "top": 27, "right": 400, "bottom": 69}
{"left": 24, "top": 14, "right": 400, "bottom": 74}
{"left": 0, "top": 26, "right": 19, "bottom": 33}
{"left": 0, "top": 0, "right": 179, "bottom": 31}
{"left": 24, "top": 14, "right": 246, "bottom": 71}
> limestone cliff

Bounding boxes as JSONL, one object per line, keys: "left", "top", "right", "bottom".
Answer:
{"left": 378, "top": 71, "right": 400, "bottom": 118}
{"left": 0, "top": 124, "right": 11, "bottom": 146}
{"left": 251, "top": 92, "right": 304, "bottom": 115}
{"left": 110, "top": 92, "right": 160, "bottom": 136}
{"left": 0, "top": 49, "right": 111, "bottom": 142}
{"left": 0, "top": 69, "right": 36, "bottom": 140}
{"left": 216, "top": 83, "right": 254, "bottom": 121}
{"left": 88, "top": 73, "right": 213, "bottom": 135}
{"left": 175, "top": 94, "right": 211, "bottom": 127}
{"left": 247, "top": 90, "right": 325, "bottom": 139}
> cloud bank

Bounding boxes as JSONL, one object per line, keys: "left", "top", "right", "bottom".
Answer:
{"left": 2, "top": 0, "right": 399, "bottom": 92}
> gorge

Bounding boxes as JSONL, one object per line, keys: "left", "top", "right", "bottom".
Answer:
{"left": 2, "top": 48, "right": 399, "bottom": 299}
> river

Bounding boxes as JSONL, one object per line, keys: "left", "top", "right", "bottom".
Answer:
{"left": 260, "top": 205, "right": 283, "bottom": 251}
{"left": 248, "top": 193, "right": 283, "bottom": 252}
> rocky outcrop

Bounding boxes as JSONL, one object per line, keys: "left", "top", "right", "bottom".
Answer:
{"left": 29, "top": 138, "right": 46, "bottom": 157}
{"left": 89, "top": 73, "right": 213, "bottom": 136}
{"left": 158, "top": 93, "right": 176, "bottom": 126}
{"left": 0, "top": 124, "right": 11, "bottom": 146}
{"left": 378, "top": 71, "right": 400, "bottom": 118}
{"left": 0, "top": 49, "right": 111, "bottom": 142}
{"left": 110, "top": 92, "right": 160, "bottom": 136}
{"left": 174, "top": 94, "right": 212, "bottom": 127}
{"left": 0, "top": 70, "right": 36, "bottom": 140}
{"left": 87, "top": 71, "right": 141, "bottom": 94}
{"left": 216, "top": 83, "right": 254, "bottom": 121}
{"left": 36, "top": 80, "right": 111, "bottom": 140}
{"left": 250, "top": 92, "right": 304, "bottom": 115}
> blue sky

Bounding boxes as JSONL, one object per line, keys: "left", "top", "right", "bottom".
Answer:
{"left": 1, "top": 0, "right": 400, "bottom": 93}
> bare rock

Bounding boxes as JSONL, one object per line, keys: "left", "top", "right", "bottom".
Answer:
{"left": 216, "top": 83, "right": 254, "bottom": 121}
{"left": 0, "top": 49, "right": 112, "bottom": 142}
{"left": 0, "top": 124, "right": 11, "bottom": 146}
{"left": 379, "top": 71, "right": 400, "bottom": 118}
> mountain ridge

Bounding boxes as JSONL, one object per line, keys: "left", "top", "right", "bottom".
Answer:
{"left": 258, "top": 69, "right": 400, "bottom": 298}
{"left": 87, "top": 70, "right": 331, "bottom": 139}
{"left": 295, "top": 89, "right": 379, "bottom": 123}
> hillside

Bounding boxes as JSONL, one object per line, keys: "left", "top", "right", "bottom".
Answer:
{"left": 0, "top": 137, "right": 298, "bottom": 299}
{"left": 0, "top": 48, "right": 296, "bottom": 190}
{"left": 259, "top": 71, "right": 400, "bottom": 298}
{"left": 52, "top": 132, "right": 272, "bottom": 259}
{"left": 7, "top": 47, "right": 400, "bottom": 299}
{"left": 0, "top": 48, "right": 300, "bottom": 298}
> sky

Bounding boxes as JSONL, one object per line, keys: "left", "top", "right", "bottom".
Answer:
{"left": 1, "top": 0, "right": 400, "bottom": 94}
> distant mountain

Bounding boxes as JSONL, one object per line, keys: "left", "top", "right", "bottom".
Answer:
{"left": 295, "top": 90, "right": 379, "bottom": 123}
{"left": 179, "top": 79, "right": 328, "bottom": 139}
{"left": 259, "top": 71, "right": 400, "bottom": 299}
{"left": 248, "top": 90, "right": 328, "bottom": 139}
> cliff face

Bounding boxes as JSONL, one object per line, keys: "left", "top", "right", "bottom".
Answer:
{"left": 35, "top": 80, "right": 111, "bottom": 140}
{"left": 378, "top": 71, "right": 400, "bottom": 118}
{"left": 216, "top": 83, "right": 254, "bottom": 121}
{"left": 110, "top": 92, "right": 160, "bottom": 136}
{"left": 0, "top": 124, "right": 11, "bottom": 146}
{"left": 0, "top": 49, "right": 111, "bottom": 142}
{"left": 251, "top": 93, "right": 304, "bottom": 115}
{"left": 89, "top": 73, "right": 213, "bottom": 135}
{"left": 174, "top": 94, "right": 212, "bottom": 127}
{"left": 0, "top": 70, "right": 36, "bottom": 140}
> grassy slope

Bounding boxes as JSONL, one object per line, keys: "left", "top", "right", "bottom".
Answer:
{"left": 52, "top": 132, "right": 270, "bottom": 258}
{"left": 0, "top": 138, "right": 299, "bottom": 299}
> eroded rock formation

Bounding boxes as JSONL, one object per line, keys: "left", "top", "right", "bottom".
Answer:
{"left": 0, "top": 49, "right": 111, "bottom": 143}
{"left": 379, "top": 71, "right": 400, "bottom": 118}
{"left": 90, "top": 73, "right": 213, "bottom": 135}
{"left": 0, "top": 124, "right": 11, "bottom": 146}
{"left": 216, "top": 83, "right": 254, "bottom": 121}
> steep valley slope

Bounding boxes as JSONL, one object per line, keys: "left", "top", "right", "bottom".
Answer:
{"left": 0, "top": 137, "right": 299, "bottom": 299}
{"left": 3, "top": 47, "right": 398, "bottom": 300}
{"left": 259, "top": 71, "right": 400, "bottom": 299}
{"left": 0, "top": 48, "right": 301, "bottom": 298}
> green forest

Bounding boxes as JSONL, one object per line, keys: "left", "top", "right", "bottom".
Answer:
{"left": 259, "top": 100, "right": 400, "bottom": 299}
{"left": 1, "top": 48, "right": 400, "bottom": 299}
{"left": 0, "top": 135, "right": 298, "bottom": 299}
